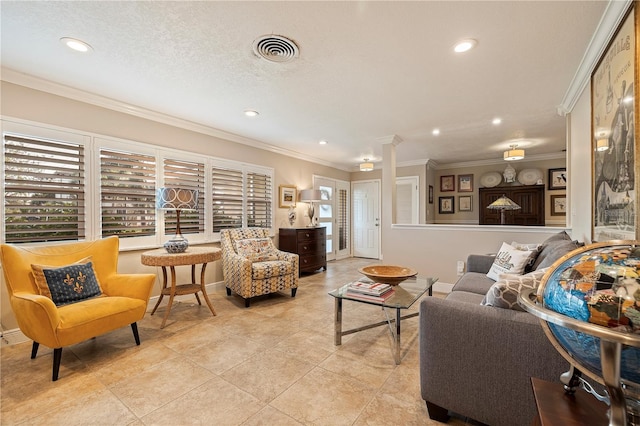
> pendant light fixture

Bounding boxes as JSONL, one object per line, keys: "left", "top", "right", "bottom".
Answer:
{"left": 504, "top": 144, "right": 525, "bottom": 161}
{"left": 359, "top": 158, "right": 374, "bottom": 172}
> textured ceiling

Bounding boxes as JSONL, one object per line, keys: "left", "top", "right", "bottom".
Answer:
{"left": 1, "top": 1, "right": 608, "bottom": 170}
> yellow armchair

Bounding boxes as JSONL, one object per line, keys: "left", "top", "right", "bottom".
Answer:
{"left": 0, "top": 236, "right": 155, "bottom": 381}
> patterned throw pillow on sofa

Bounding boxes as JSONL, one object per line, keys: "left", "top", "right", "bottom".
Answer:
{"left": 234, "top": 238, "right": 279, "bottom": 262}
{"left": 481, "top": 268, "right": 549, "bottom": 311}
{"left": 486, "top": 242, "right": 537, "bottom": 281}
{"left": 31, "top": 259, "right": 103, "bottom": 306}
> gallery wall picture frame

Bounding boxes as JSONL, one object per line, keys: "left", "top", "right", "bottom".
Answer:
{"left": 591, "top": 2, "right": 638, "bottom": 241}
{"left": 279, "top": 185, "right": 297, "bottom": 208}
{"left": 428, "top": 185, "right": 434, "bottom": 204}
{"left": 550, "top": 195, "right": 567, "bottom": 216}
{"left": 458, "top": 195, "right": 473, "bottom": 212}
{"left": 548, "top": 168, "right": 567, "bottom": 190}
{"left": 440, "top": 175, "right": 455, "bottom": 192}
{"left": 458, "top": 174, "right": 474, "bottom": 192}
{"left": 439, "top": 196, "right": 455, "bottom": 214}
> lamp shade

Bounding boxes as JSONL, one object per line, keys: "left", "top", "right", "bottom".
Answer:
{"left": 596, "top": 138, "right": 609, "bottom": 152}
{"left": 504, "top": 146, "right": 525, "bottom": 161}
{"left": 299, "top": 189, "right": 323, "bottom": 202}
{"left": 360, "top": 161, "right": 374, "bottom": 172}
{"left": 157, "top": 188, "right": 198, "bottom": 210}
{"left": 487, "top": 195, "right": 521, "bottom": 211}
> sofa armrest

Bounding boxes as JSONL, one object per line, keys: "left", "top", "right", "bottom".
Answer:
{"left": 102, "top": 273, "right": 155, "bottom": 302}
{"left": 466, "top": 254, "right": 495, "bottom": 274}
{"left": 419, "top": 297, "right": 569, "bottom": 426}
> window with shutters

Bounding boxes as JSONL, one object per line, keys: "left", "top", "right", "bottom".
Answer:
{"left": 211, "top": 165, "right": 272, "bottom": 232}
{"left": 100, "top": 148, "right": 156, "bottom": 238}
{"left": 3, "top": 135, "right": 85, "bottom": 243}
{"left": 163, "top": 158, "right": 205, "bottom": 235}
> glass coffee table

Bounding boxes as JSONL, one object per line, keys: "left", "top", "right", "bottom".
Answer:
{"left": 328, "top": 275, "right": 437, "bottom": 364}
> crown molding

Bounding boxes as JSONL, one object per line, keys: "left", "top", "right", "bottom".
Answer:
{"left": 558, "top": 0, "right": 633, "bottom": 115}
{"left": 1, "top": 68, "right": 352, "bottom": 172}
{"left": 434, "top": 152, "right": 566, "bottom": 170}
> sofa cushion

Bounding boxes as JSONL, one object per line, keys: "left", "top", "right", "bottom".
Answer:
{"left": 532, "top": 231, "right": 574, "bottom": 270}
{"left": 251, "top": 260, "right": 295, "bottom": 279}
{"left": 234, "top": 238, "right": 279, "bottom": 262}
{"left": 451, "top": 272, "right": 496, "bottom": 295}
{"left": 481, "top": 268, "right": 549, "bottom": 311}
{"left": 32, "top": 260, "right": 103, "bottom": 306}
{"left": 486, "top": 242, "right": 536, "bottom": 281}
{"left": 445, "top": 290, "right": 486, "bottom": 305}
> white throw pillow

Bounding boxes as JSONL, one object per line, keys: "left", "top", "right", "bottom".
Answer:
{"left": 486, "top": 242, "right": 535, "bottom": 281}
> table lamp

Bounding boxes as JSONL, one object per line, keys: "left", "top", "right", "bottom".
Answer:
{"left": 298, "top": 189, "right": 323, "bottom": 227}
{"left": 157, "top": 187, "right": 199, "bottom": 253}
{"left": 487, "top": 194, "right": 521, "bottom": 225}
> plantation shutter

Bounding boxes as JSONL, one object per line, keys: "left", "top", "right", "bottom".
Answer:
{"left": 211, "top": 166, "right": 243, "bottom": 232}
{"left": 163, "top": 158, "right": 205, "bottom": 235}
{"left": 246, "top": 171, "right": 272, "bottom": 228}
{"left": 3, "top": 135, "right": 85, "bottom": 243}
{"left": 100, "top": 148, "right": 156, "bottom": 237}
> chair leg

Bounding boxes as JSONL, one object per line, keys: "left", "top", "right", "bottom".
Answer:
{"left": 245, "top": 298, "right": 251, "bottom": 308}
{"left": 425, "top": 400, "right": 450, "bottom": 422}
{"left": 291, "top": 288, "right": 297, "bottom": 298}
{"left": 226, "top": 287, "right": 231, "bottom": 296}
{"left": 31, "top": 341, "right": 40, "bottom": 359}
{"left": 131, "top": 323, "right": 141, "bottom": 346}
{"left": 52, "top": 348, "right": 62, "bottom": 381}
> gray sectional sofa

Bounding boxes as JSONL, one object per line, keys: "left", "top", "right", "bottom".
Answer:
{"left": 419, "top": 231, "right": 583, "bottom": 426}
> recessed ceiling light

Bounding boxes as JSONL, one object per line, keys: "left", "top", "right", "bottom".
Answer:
{"left": 244, "top": 110, "right": 259, "bottom": 117}
{"left": 60, "top": 37, "right": 92, "bottom": 53}
{"left": 492, "top": 118, "right": 502, "bottom": 125}
{"left": 453, "top": 39, "right": 477, "bottom": 53}
{"left": 432, "top": 129, "right": 440, "bottom": 136}
{"left": 319, "top": 140, "right": 328, "bottom": 145}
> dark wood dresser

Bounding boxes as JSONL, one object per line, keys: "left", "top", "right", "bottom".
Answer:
{"left": 279, "top": 227, "right": 327, "bottom": 275}
{"left": 479, "top": 185, "right": 545, "bottom": 225}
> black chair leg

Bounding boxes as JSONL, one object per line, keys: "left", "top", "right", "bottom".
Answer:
{"left": 52, "top": 348, "right": 62, "bottom": 381}
{"left": 131, "top": 322, "right": 141, "bottom": 346}
{"left": 226, "top": 287, "right": 231, "bottom": 296}
{"left": 245, "top": 298, "right": 251, "bottom": 308}
{"left": 425, "top": 400, "right": 450, "bottom": 422}
{"left": 291, "top": 288, "right": 297, "bottom": 298}
{"left": 31, "top": 341, "right": 39, "bottom": 359}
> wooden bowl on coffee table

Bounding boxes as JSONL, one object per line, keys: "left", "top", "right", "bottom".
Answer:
{"left": 358, "top": 265, "right": 417, "bottom": 286}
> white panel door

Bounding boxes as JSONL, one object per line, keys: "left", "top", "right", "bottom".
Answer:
{"left": 352, "top": 180, "right": 380, "bottom": 259}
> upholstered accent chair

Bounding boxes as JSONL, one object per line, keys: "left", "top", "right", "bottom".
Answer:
{"left": 0, "top": 236, "right": 155, "bottom": 381}
{"left": 220, "top": 228, "right": 299, "bottom": 307}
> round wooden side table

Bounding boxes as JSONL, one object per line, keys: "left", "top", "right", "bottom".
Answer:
{"left": 141, "top": 246, "right": 221, "bottom": 328}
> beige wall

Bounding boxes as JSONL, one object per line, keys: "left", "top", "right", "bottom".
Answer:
{"left": 434, "top": 158, "right": 567, "bottom": 225}
{"left": 0, "top": 82, "right": 349, "bottom": 332}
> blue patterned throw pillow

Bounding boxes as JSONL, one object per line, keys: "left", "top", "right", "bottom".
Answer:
{"left": 32, "top": 261, "right": 102, "bottom": 306}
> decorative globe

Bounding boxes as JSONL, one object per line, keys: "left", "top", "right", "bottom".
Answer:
{"left": 520, "top": 241, "right": 640, "bottom": 425}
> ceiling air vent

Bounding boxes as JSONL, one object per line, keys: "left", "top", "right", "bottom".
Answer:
{"left": 252, "top": 35, "right": 299, "bottom": 63}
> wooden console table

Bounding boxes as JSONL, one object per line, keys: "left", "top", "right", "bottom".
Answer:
{"left": 530, "top": 377, "right": 608, "bottom": 426}
{"left": 141, "top": 247, "right": 221, "bottom": 328}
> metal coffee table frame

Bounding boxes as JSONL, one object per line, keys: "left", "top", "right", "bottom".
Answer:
{"left": 329, "top": 276, "right": 436, "bottom": 364}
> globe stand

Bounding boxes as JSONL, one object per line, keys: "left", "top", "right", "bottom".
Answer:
{"left": 519, "top": 289, "right": 640, "bottom": 426}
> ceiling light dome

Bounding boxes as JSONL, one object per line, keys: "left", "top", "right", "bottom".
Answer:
{"left": 359, "top": 158, "right": 374, "bottom": 172}
{"left": 504, "top": 144, "right": 525, "bottom": 161}
{"left": 454, "top": 39, "right": 477, "bottom": 53}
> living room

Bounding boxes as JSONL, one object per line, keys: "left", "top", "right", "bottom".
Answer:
{"left": 1, "top": 1, "right": 636, "bottom": 425}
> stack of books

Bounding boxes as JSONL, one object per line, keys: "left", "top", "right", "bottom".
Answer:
{"left": 344, "top": 281, "right": 395, "bottom": 302}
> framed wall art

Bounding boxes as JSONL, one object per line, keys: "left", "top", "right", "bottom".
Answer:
{"left": 428, "top": 185, "right": 434, "bottom": 204}
{"left": 458, "top": 174, "right": 473, "bottom": 192}
{"left": 459, "top": 195, "right": 473, "bottom": 212}
{"left": 548, "top": 168, "right": 567, "bottom": 190}
{"left": 440, "top": 175, "right": 455, "bottom": 192}
{"left": 279, "top": 185, "right": 297, "bottom": 208}
{"left": 550, "top": 195, "right": 567, "bottom": 216}
{"left": 439, "top": 196, "right": 454, "bottom": 214}
{"left": 592, "top": 2, "right": 638, "bottom": 240}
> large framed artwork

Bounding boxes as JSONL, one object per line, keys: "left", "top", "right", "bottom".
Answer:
{"left": 592, "top": 3, "right": 638, "bottom": 241}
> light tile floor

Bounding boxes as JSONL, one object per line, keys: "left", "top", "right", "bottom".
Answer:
{"left": 1, "top": 257, "right": 478, "bottom": 425}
